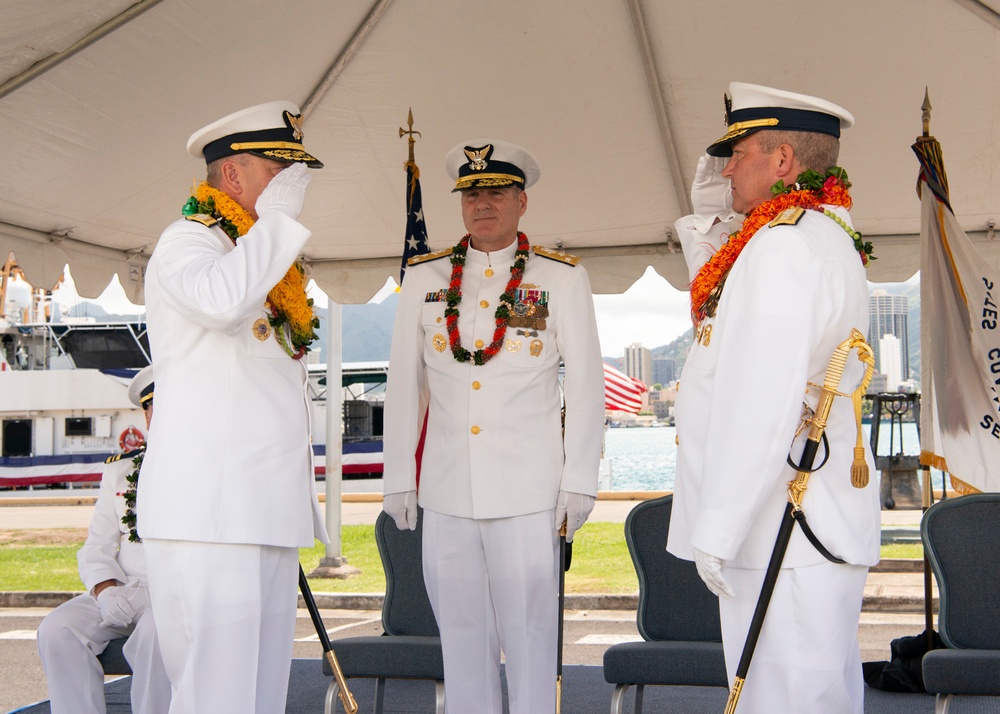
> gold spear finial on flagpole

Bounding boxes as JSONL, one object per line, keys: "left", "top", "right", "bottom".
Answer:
{"left": 399, "top": 107, "right": 421, "bottom": 163}
{"left": 921, "top": 87, "right": 932, "bottom": 138}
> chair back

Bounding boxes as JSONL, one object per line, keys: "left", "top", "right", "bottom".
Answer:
{"left": 625, "top": 494, "right": 721, "bottom": 643}
{"left": 375, "top": 508, "right": 439, "bottom": 637}
{"left": 922, "top": 493, "right": 1000, "bottom": 650}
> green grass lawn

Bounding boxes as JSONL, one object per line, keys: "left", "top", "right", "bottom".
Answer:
{"left": 0, "top": 524, "right": 923, "bottom": 593}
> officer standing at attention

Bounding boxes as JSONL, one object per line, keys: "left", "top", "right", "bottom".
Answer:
{"left": 667, "top": 82, "right": 880, "bottom": 713}
{"left": 382, "top": 139, "right": 606, "bottom": 713}
{"left": 38, "top": 366, "right": 170, "bottom": 714}
{"left": 138, "top": 101, "right": 328, "bottom": 713}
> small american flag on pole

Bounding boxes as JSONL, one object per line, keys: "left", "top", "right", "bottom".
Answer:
{"left": 603, "top": 362, "right": 647, "bottom": 414}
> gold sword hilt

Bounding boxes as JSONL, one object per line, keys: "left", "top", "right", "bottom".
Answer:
{"left": 325, "top": 648, "right": 358, "bottom": 714}
{"left": 788, "top": 328, "right": 876, "bottom": 507}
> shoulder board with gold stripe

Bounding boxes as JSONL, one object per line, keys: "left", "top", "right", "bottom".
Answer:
{"left": 532, "top": 245, "right": 579, "bottom": 266}
{"left": 407, "top": 247, "right": 453, "bottom": 266}
{"left": 185, "top": 213, "right": 220, "bottom": 227}
{"left": 768, "top": 207, "right": 806, "bottom": 228}
{"left": 105, "top": 447, "right": 144, "bottom": 464}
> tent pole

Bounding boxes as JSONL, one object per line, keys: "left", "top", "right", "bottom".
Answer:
{"left": 311, "top": 300, "right": 359, "bottom": 578}
{"left": 922, "top": 464, "right": 935, "bottom": 650}
{"left": 0, "top": 0, "right": 168, "bottom": 101}
{"left": 623, "top": 0, "right": 690, "bottom": 215}
{"left": 301, "top": 0, "right": 394, "bottom": 117}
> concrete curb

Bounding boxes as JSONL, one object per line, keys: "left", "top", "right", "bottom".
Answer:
{"left": 1, "top": 588, "right": 934, "bottom": 613}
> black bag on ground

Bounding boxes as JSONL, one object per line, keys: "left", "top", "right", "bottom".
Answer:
{"left": 863, "top": 629, "right": 944, "bottom": 693}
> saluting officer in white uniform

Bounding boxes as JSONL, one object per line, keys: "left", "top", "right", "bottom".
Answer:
{"left": 139, "top": 101, "right": 328, "bottom": 714}
{"left": 383, "top": 139, "right": 605, "bottom": 713}
{"left": 667, "top": 83, "right": 880, "bottom": 713}
{"left": 38, "top": 366, "right": 170, "bottom": 714}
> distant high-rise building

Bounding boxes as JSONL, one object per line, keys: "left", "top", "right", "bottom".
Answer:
{"left": 624, "top": 343, "right": 653, "bottom": 387}
{"left": 652, "top": 355, "right": 675, "bottom": 386}
{"left": 879, "top": 333, "right": 903, "bottom": 391}
{"left": 868, "top": 290, "right": 909, "bottom": 380}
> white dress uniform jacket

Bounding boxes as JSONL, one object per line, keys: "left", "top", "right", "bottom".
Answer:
{"left": 383, "top": 240, "right": 606, "bottom": 517}
{"left": 139, "top": 212, "right": 326, "bottom": 547}
{"left": 80, "top": 451, "right": 146, "bottom": 588}
{"left": 38, "top": 451, "right": 170, "bottom": 714}
{"left": 668, "top": 206, "right": 880, "bottom": 569}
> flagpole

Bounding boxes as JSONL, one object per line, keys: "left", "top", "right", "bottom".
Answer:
{"left": 917, "top": 88, "right": 936, "bottom": 653}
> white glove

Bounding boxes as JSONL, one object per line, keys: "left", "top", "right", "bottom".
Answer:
{"left": 383, "top": 490, "right": 418, "bottom": 531}
{"left": 690, "top": 154, "right": 737, "bottom": 234}
{"left": 255, "top": 162, "right": 312, "bottom": 220}
{"left": 122, "top": 580, "right": 150, "bottom": 621}
{"left": 675, "top": 217, "right": 732, "bottom": 282}
{"left": 693, "top": 547, "right": 735, "bottom": 599}
{"left": 554, "top": 491, "right": 596, "bottom": 543}
{"left": 97, "top": 585, "right": 137, "bottom": 628}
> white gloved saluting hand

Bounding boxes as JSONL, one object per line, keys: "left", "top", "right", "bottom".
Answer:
{"left": 255, "top": 162, "right": 312, "bottom": 221}
{"left": 690, "top": 154, "right": 737, "bottom": 234}
{"left": 97, "top": 585, "right": 138, "bottom": 629}
{"left": 554, "top": 490, "right": 596, "bottom": 543}
{"left": 693, "top": 547, "right": 735, "bottom": 599}
{"left": 383, "top": 490, "right": 418, "bottom": 531}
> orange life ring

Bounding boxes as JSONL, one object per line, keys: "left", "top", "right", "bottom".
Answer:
{"left": 119, "top": 426, "right": 145, "bottom": 451}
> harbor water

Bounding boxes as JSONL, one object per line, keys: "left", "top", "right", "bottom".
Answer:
{"left": 602, "top": 421, "right": 931, "bottom": 492}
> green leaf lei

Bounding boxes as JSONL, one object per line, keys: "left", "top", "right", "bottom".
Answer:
{"left": 182, "top": 196, "right": 242, "bottom": 242}
{"left": 770, "top": 166, "right": 875, "bottom": 265}
{"left": 120, "top": 450, "right": 143, "bottom": 543}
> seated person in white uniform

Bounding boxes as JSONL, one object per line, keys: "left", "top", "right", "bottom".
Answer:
{"left": 37, "top": 365, "right": 169, "bottom": 714}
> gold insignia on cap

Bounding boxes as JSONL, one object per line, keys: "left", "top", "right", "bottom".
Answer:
{"left": 433, "top": 334, "right": 447, "bottom": 352}
{"left": 252, "top": 318, "right": 271, "bottom": 341}
{"left": 285, "top": 111, "right": 304, "bottom": 141}
{"left": 464, "top": 145, "right": 492, "bottom": 171}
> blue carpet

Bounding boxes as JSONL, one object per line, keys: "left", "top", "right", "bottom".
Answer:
{"left": 12, "top": 659, "right": 1000, "bottom": 713}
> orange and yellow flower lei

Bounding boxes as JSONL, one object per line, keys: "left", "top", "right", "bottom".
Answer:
{"left": 184, "top": 182, "right": 319, "bottom": 359}
{"left": 689, "top": 171, "right": 866, "bottom": 326}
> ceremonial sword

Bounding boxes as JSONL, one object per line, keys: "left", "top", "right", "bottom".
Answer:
{"left": 298, "top": 564, "right": 359, "bottom": 714}
{"left": 724, "top": 328, "right": 874, "bottom": 713}
{"left": 556, "top": 519, "right": 571, "bottom": 714}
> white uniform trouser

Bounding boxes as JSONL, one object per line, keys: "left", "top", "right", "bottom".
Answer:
{"left": 143, "top": 539, "right": 299, "bottom": 714}
{"left": 422, "top": 509, "right": 559, "bottom": 714}
{"left": 37, "top": 592, "right": 170, "bottom": 714}
{"left": 720, "top": 561, "right": 868, "bottom": 714}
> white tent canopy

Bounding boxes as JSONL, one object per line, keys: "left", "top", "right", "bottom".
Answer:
{"left": 3, "top": 0, "right": 1000, "bottom": 304}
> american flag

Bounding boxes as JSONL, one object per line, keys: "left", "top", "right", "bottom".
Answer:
{"left": 399, "top": 158, "right": 429, "bottom": 284}
{"left": 603, "top": 362, "right": 647, "bottom": 414}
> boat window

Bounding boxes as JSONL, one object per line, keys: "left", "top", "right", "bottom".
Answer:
{"left": 65, "top": 417, "right": 93, "bottom": 437}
